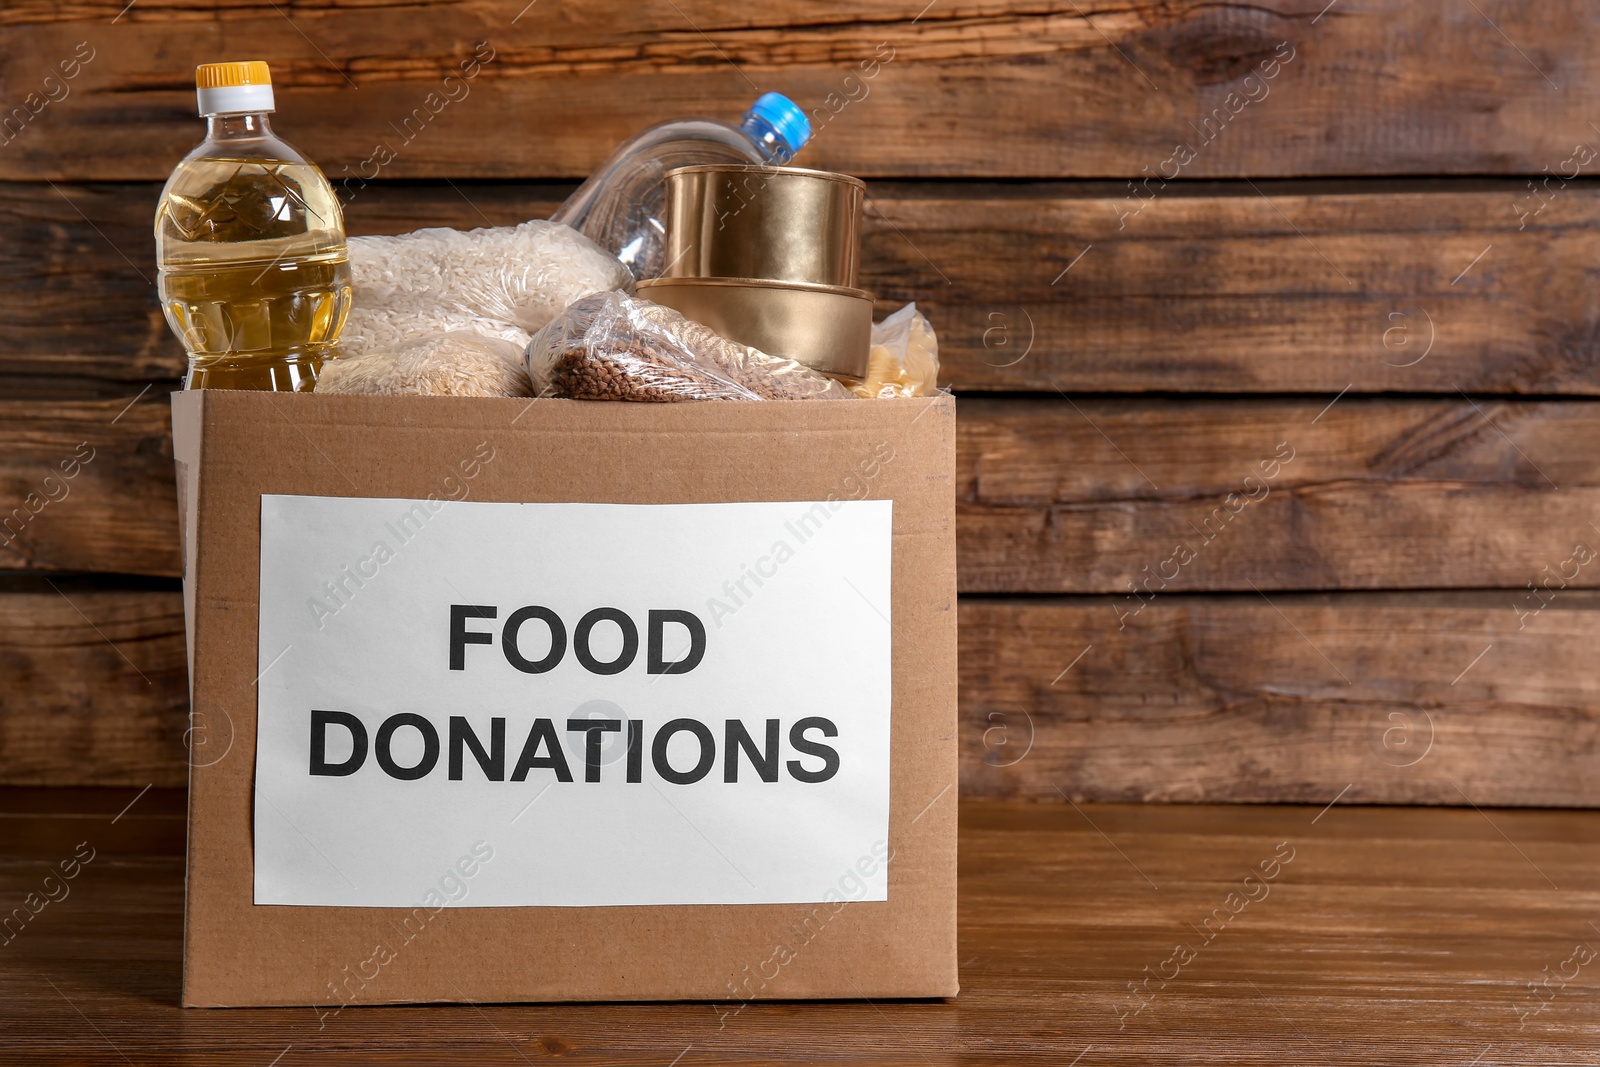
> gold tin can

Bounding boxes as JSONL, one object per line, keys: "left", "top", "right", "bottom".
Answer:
{"left": 637, "top": 276, "right": 873, "bottom": 380}
{"left": 662, "top": 165, "right": 865, "bottom": 288}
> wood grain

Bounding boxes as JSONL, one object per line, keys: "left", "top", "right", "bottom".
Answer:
{"left": 2, "top": 793, "right": 1596, "bottom": 1064}
{"left": 0, "top": 398, "right": 178, "bottom": 577}
{"left": 956, "top": 396, "right": 1600, "bottom": 593}
{"left": 11, "top": 395, "right": 1600, "bottom": 593}
{"left": 886, "top": 183, "right": 1600, "bottom": 396}
{"left": 961, "top": 593, "right": 1600, "bottom": 807}
{"left": 12, "top": 181, "right": 1600, "bottom": 396}
{"left": 1, "top": 2, "right": 1595, "bottom": 180}
{"left": 8, "top": 588, "right": 1598, "bottom": 807}
{"left": 0, "top": 587, "right": 188, "bottom": 788}
{"left": 7, "top": 1, "right": 1599, "bottom": 819}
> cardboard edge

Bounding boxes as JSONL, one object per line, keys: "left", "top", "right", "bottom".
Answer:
{"left": 170, "top": 388, "right": 205, "bottom": 1009}
{"left": 170, "top": 389, "right": 204, "bottom": 687}
{"left": 934, "top": 391, "right": 960, "bottom": 1001}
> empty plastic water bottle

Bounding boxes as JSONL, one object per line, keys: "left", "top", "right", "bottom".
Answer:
{"left": 550, "top": 92, "right": 812, "bottom": 281}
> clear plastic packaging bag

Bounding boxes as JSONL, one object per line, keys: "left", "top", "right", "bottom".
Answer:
{"left": 337, "top": 220, "right": 631, "bottom": 362}
{"left": 849, "top": 302, "right": 941, "bottom": 399}
{"left": 317, "top": 332, "right": 530, "bottom": 397}
{"left": 526, "top": 291, "right": 852, "bottom": 401}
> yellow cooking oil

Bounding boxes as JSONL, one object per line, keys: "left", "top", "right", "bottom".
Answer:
{"left": 156, "top": 62, "right": 351, "bottom": 391}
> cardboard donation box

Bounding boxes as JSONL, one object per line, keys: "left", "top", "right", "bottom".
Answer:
{"left": 171, "top": 390, "right": 958, "bottom": 1008}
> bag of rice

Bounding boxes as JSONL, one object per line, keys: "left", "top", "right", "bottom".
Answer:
{"left": 318, "top": 332, "right": 530, "bottom": 397}
{"left": 337, "top": 220, "right": 631, "bottom": 361}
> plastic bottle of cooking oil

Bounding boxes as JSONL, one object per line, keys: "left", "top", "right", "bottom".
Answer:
{"left": 155, "top": 61, "right": 351, "bottom": 391}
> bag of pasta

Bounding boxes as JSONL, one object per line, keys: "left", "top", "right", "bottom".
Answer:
{"left": 848, "top": 302, "right": 940, "bottom": 399}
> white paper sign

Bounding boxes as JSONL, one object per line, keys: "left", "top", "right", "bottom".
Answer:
{"left": 254, "top": 495, "right": 892, "bottom": 908}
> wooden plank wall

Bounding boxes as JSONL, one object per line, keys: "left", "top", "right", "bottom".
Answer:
{"left": 2, "top": 1, "right": 1597, "bottom": 805}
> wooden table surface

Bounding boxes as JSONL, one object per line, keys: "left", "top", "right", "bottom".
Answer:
{"left": 2, "top": 789, "right": 1596, "bottom": 1065}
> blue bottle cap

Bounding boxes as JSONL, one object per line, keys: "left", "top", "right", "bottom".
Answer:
{"left": 747, "top": 91, "right": 812, "bottom": 154}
